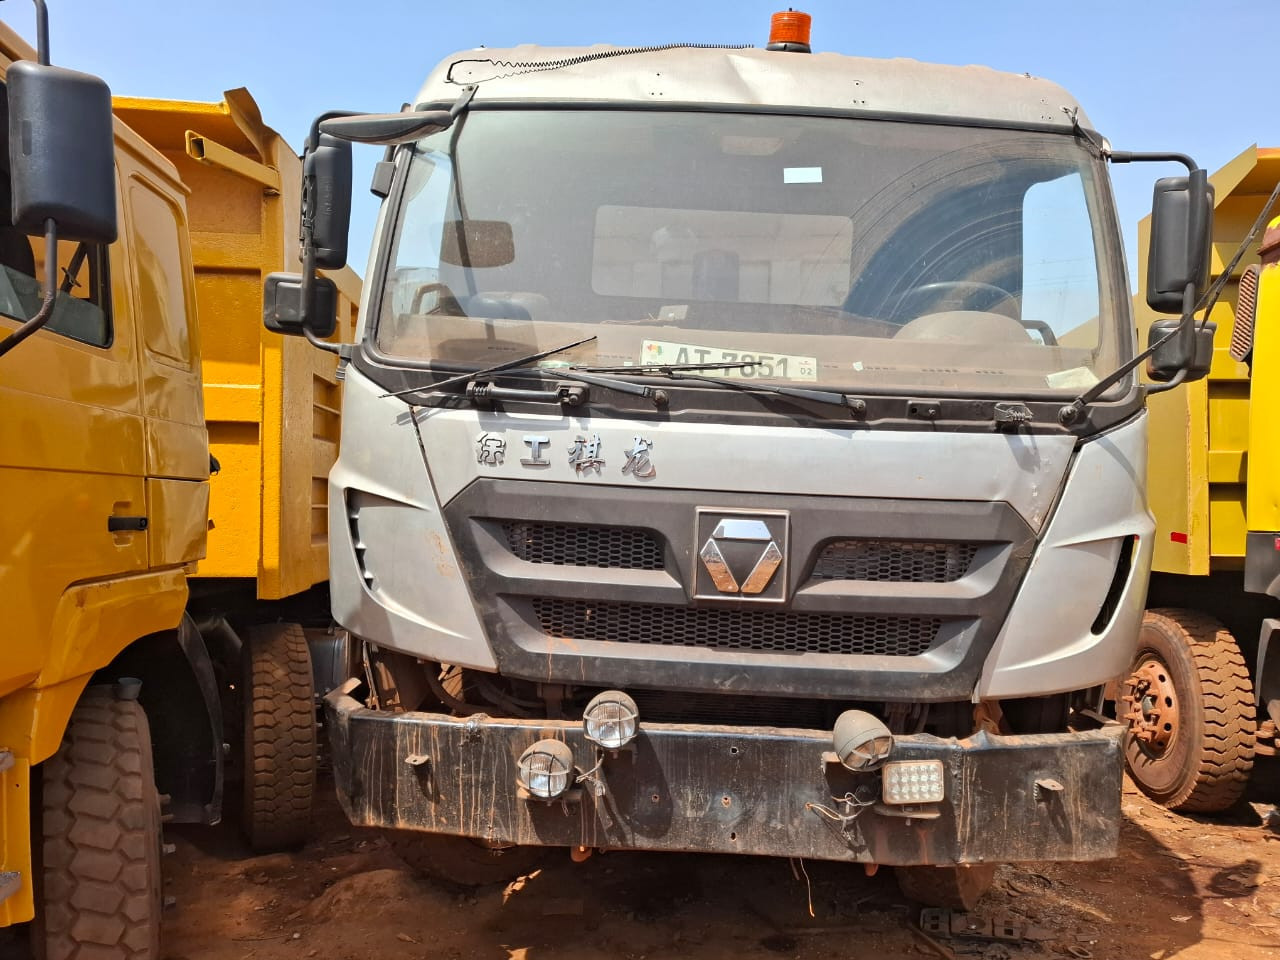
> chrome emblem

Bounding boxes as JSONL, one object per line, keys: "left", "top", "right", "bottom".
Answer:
{"left": 568, "top": 434, "right": 605, "bottom": 476}
{"left": 622, "top": 437, "right": 656, "bottom": 479}
{"left": 476, "top": 432, "right": 506, "bottom": 466}
{"left": 696, "top": 513, "right": 788, "bottom": 600}
{"left": 521, "top": 435, "right": 551, "bottom": 467}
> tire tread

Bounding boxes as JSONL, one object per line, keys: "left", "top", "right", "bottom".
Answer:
{"left": 1135, "top": 608, "right": 1255, "bottom": 813}
{"left": 41, "top": 691, "right": 161, "bottom": 960}
{"left": 242, "top": 623, "right": 316, "bottom": 850}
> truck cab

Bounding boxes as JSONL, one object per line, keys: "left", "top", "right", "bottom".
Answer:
{"left": 0, "top": 15, "right": 208, "bottom": 952}
{"left": 274, "top": 14, "right": 1215, "bottom": 906}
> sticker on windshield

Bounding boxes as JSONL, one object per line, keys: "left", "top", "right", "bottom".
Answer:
{"left": 783, "top": 166, "right": 823, "bottom": 184}
{"left": 641, "top": 340, "right": 817, "bottom": 381}
{"left": 1045, "top": 366, "right": 1099, "bottom": 390}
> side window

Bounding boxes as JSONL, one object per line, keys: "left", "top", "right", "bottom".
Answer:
{"left": 0, "top": 179, "right": 112, "bottom": 347}
{"left": 127, "top": 179, "right": 193, "bottom": 366}
{"left": 1022, "top": 171, "right": 1101, "bottom": 344}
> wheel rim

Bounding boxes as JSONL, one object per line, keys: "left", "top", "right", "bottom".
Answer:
{"left": 1122, "top": 655, "right": 1181, "bottom": 757}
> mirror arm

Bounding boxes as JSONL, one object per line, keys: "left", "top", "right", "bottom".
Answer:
{"left": 1177, "top": 280, "right": 1198, "bottom": 367}
{"left": 1145, "top": 367, "right": 1188, "bottom": 396}
{"left": 304, "top": 324, "right": 341, "bottom": 355}
{"left": 1107, "top": 150, "right": 1198, "bottom": 173}
{"left": 28, "top": 0, "right": 49, "bottom": 65}
{"left": 0, "top": 218, "right": 59, "bottom": 359}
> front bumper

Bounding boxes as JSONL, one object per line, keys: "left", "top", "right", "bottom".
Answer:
{"left": 325, "top": 683, "right": 1124, "bottom": 865}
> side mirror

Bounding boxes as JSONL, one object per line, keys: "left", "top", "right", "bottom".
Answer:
{"left": 1147, "top": 318, "right": 1215, "bottom": 383}
{"left": 305, "top": 133, "right": 352, "bottom": 270}
{"left": 7, "top": 61, "right": 116, "bottom": 243}
{"left": 1146, "top": 172, "right": 1213, "bottom": 314}
{"left": 263, "top": 272, "right": 337, "bottom": 338}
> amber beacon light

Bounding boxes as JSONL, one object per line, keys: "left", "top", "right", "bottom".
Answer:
{"left": 767, "top": 9, "right": 812, "bottom": 53}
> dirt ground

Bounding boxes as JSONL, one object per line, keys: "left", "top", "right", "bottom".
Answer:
{"left": 144, "top": 769, "right": 1280, "bottom": 960}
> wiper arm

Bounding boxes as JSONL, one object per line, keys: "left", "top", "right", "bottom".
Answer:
{"left": 575, "top": 361, "right": 864, "bottom": 412}
{"left": 570, "top": 361, "right": 757, "bottom": 375}
{"left": 551, "top": 368, "right": 669, "bottom": 406}
{"left": 553, "top": 360, "right": 852, "bottom": 409}
{"left": 378, "top": 335, "right": 598, "bottom": 400}
{"left": 670, "top": 372, "right": 865, "bottom": 412}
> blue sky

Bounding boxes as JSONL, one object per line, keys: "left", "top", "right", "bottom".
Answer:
{"left": 15, "top": 0, "right": 1272, "bottom": 281}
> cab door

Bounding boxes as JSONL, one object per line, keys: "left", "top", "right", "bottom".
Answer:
{"left": 0, "top": 154, "right": 149, "bottom": 693}
{"left": 115, "top": 141, "right": 209, "bottom": 572}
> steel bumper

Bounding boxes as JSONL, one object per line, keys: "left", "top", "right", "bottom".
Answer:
{"left": 325, "top": 682, "right": 1124, "bottom": 865}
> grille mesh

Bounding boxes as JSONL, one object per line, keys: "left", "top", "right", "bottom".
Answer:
{"left": 811, "top": 540, "right": 978, "bottom": 583}
{"left": 532, "top": 598, "right": 940, "bottom": 656}
{"left": 503, "top": 522, "right": 663, "bottom": 569}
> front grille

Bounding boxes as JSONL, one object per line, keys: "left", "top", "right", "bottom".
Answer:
{"left": 810, "top": 539, "right": 979, "bottom": 583}
{"left": 532, "top": 598, "right": 940, "bottom": 656}
{"left": 502, "top": 521, "right": 663, "bottom": 570}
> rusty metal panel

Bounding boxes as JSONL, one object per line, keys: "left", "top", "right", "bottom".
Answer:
{"left": 114, "top": 91, "right": 361, "bottom": 599}
{"left": 326, "top": 689, "right": 1124, "bottom": 865}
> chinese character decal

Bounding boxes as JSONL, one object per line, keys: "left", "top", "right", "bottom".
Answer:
{"left": 476, "top": 432, "right": 506, "bottom": 466}
{"left": 521, "top": 435, "right": 551, "bottom": 467}
{"left": 567, "top": 434, "right": 605, "bottom": 476}
{"left": 622, "top": 437, "right": 656, "bottom": 479}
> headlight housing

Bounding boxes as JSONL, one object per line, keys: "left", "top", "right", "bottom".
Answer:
{"left": 832, "top": 710, "right": 894, "bottom": 772}
{"left": 582, "top": 690, "right": 639, "bottom": 749}
{"left": 517, "top": 738, "right": 575, "bottom": 799}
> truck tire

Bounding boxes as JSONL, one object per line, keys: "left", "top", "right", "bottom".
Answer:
{"left": 895, "top": 864, "right": 996, "bottom": 910}
{"left": 1122, "top": 609, "right": 1255, "bottom": 813}
{"left": 241, "top": 622, "right": 316, "bottom": 851}
{"left": 39, "top": 691, "right": 162, "bottom": 959}
{"left": 386, "top": 832, "right": 544, "bottom": 887}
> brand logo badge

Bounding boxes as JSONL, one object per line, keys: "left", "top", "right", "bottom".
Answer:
{"left": 694, "top": 510, "right": 789, "bottom": 602}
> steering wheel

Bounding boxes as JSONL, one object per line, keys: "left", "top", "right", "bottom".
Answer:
{"left": 891, "top": 281, "right": 1020, "bottom": 321}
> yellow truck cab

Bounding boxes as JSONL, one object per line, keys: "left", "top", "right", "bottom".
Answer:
{"left": 0, "top": 10, "right": 359, "bottom": 955}
{"left": 0, "top": 17, "right": 206, "bottom": 956}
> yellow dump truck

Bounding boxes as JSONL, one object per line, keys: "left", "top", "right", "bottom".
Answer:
{"left": 1125, "top": 145, "right": 1280, "bottom": 811}
{"left": 0, "top": 12, "right": 357, "bottom": 955}
{"left": 114, "top": 94, "right": 360, "bottom": 850}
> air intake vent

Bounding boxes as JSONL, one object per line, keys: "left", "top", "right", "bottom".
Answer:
{"left": 503, "top": 522, "right": 664, "bottom": 569}
{"left": 810, "top": 540, "right": 979, "bottom": 583}
{"left": 532, "top": 598, "right": 942, "bottom": 656}
{"left": 1230, "top": 263, "right": 1261, "bottom": 363}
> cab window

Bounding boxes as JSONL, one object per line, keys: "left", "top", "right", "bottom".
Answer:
{"left": 128, "top": 179, "right": 194, "bottom": 366}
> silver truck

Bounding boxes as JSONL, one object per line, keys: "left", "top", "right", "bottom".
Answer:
{"left": 265, "top": 13, "right": 1217, "bottom": 908}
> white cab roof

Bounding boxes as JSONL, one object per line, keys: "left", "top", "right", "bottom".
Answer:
{"left": 417, "top": 45, "right": 1091, "bottom": 131}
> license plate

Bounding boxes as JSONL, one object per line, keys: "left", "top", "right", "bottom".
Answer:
{"left": 641, "top": 340, "right": 817, "bottom": 382}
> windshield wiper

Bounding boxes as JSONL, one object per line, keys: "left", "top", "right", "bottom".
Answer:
{"left": 569, "top": 361, "right": 757, "bottom": 374}
{"left": 668, "top": 371, "right": 866, "bottom": 413}
{"left": 567, "top": 361, "right": 864, "bottom": 413}
{"left": 378, "top": 335, "right": 598, "bottom": 400}
{"left": 584, "top": 362, "right": 863, "bottom": 413}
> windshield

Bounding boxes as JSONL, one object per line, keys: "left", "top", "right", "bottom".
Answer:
{"left": 374, "top": 109, "right": 1127, "bottom": 397}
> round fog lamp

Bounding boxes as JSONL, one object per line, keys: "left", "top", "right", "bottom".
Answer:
{"left": 517, "top": 738, "right": 575, "bottom": 799}
{"left": 582, "top": 690, "right": 639, "bottom": 749}
{"left": 832, "top": 710, "right": 894, "bottom": 772}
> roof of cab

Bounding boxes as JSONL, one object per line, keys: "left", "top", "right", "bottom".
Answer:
{"left": 417, "top": 44, "right": 1091, "bottom": 132}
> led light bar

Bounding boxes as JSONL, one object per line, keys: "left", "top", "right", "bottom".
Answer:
{"left": 881, "top": 759, "right": 945, "bottom": 805}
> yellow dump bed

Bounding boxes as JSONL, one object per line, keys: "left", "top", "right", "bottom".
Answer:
{"left": 113, "top": 92, "right": 361, "bottom": 600}
{"left": 1139, "top": 146, "right": 1280, "bottom": 576}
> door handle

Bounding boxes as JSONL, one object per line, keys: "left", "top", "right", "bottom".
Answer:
{"left": 107, "top": 516, "right": 148, "bottom": 532}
